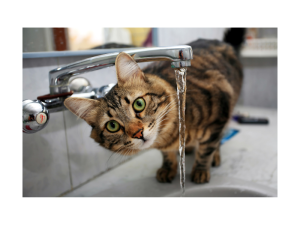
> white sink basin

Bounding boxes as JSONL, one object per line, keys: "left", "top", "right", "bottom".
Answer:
{"left": 167, "top": 176, "right": 276, "bottom": 197}
{"left": 92, "top": 175, "right": 276, "bottom": 197}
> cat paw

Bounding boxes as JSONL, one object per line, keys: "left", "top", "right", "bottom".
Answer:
{"left": 191, "top": 169, "right": 210, "bottom": 184}
{"left": 156, "top": 167, "right": 177, "bottom": 183}
{"left": 212, "top": 153, "right": 221, "bottom": 167}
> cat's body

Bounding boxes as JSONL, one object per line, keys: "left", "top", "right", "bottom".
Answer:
{"left": 64, "top": 28, "right": 244, "bottom": 184}
{"left": 143, "top": 37, "right": 243, "bottom": 182}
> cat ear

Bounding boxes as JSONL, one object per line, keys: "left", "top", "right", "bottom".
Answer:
{"left": 64, "top": 97, "right": 99, "bottom": 125}
{"left": 115, "top": 52, "right": 145, "bottom": 85}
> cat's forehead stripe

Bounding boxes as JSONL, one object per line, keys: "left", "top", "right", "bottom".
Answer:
{"left": 144, "top": 92, "right": 158, "bottom": 97}
{"left": 124, "top": 97, "right": 130, "bottom": 104}
{"left": 107, "top": 101, "right": 118, "bottom": 110}
{"left": 144, "top": 91, "right": 166, "bottom": 98}
{"left": 107, "top": 111, "right": 113, "bottom": 118}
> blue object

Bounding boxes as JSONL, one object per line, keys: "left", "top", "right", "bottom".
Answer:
{"left": 220, "top": 128, "right": 239, "bottom": 145}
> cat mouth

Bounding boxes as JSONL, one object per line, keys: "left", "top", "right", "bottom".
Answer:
{"left": 140, "top": 136, "right": 155, "bottom": 149}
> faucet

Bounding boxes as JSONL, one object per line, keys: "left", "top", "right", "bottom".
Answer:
{"left": 23, "top": 45, "right": 193, "bottom": 133}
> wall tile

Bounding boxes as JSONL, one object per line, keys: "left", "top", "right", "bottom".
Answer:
{"left": 23, "top": 112, "right": 71, "bottom": 197}
{"left": 23, "top": 58, "right": 71, "bottom": 196}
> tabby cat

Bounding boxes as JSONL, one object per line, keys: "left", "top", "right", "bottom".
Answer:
{"left": 64, "top": 28, "right": 244, "bottom": 184}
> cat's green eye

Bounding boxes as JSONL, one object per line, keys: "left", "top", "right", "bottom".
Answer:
{"left": 133, "top": 98, "right": 146, "bottom": 112}
{"left": 106, "top": 120, "right": 120, "bottom": 133}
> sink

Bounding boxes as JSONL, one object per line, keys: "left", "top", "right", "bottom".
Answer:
{"left": 92, "top": 175, "right": 277, "bottom": 197}
{"left": 63, "top": 146, "right": 277, "bottom": 197}
{"left": 166, "top": 176, "right": 276, "bottom": 197}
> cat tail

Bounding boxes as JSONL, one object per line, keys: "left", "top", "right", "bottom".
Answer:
{"left": 223, "top": 28, "right": 246, "bottom": 53}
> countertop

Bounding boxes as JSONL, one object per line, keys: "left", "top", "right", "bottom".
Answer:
{"left": 64, "top": 105, "right": 277, "bottom": 197}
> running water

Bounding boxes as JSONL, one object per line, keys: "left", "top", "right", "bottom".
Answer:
{"left": 174, "top": 68, "right": 187, "bottom": 196}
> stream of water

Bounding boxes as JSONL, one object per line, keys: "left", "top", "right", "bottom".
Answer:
{"left": 174, "top": 68, "right": 187, "bottom": 196}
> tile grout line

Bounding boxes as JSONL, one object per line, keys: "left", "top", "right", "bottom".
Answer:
{"left": 62, "top": 109, "right": 74, "bottom": 190}
{"left": 57, "top": 156, "right": 135, "bottom": 197}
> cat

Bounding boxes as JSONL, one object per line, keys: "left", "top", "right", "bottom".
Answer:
{"left": 64, "top": 28, "right": 245, "bottom": 184}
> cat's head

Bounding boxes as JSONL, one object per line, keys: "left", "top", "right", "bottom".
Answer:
{"left": 64, "top": 52, "right": 177, "bottom": 155}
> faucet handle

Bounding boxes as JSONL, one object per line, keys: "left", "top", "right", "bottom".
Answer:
{"left": 98, "top": 83, "right": 116, "bottom": 97}
{"left": 69, "top": 77, "right": 92, "bottom": 93}
{"left": 23, "top": 100, "right": 49, "bottom": 134}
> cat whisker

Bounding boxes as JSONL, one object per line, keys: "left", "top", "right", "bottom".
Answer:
{"left": 151, "top": 139, "right": 163, "bottom": 145}
{"left": 157, "top": 104, "right": 177, "bottom": 123}
{"left": 106, "top": 146, "right": 126, "bottom": 168}
{"left": 158, "top": 98, "right": 176, "bottom": 114}
{"left": 106, "top": 142, "right": 137, "bottom": 168}
{"left": 106, "top": 151, "right": 116, "bottom": 168}
{"left": 156, "top": 100, "right": 177, "bottom": 121}
{"left": 116, "top": 149, "right": 127, "bottom": 164}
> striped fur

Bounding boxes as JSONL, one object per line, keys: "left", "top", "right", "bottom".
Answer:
{"left": 143, "top": 38, "right": 243, "bottom": 183}
{"left": 64, "top": 37, "right": 243, "bottom": 184}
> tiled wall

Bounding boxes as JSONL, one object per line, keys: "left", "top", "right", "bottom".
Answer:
{"left": 23, "top": 58, "right": 71, "bottom": 197}
{"left": 23, "top": 56, "right": 137, "bottom": 197}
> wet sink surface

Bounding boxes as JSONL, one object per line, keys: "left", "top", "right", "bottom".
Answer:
{"left": 64, "top": 106, "right": 277, "bottom": 198}
{"left": 92, "top": 175, "right": 276, "bottom": 197}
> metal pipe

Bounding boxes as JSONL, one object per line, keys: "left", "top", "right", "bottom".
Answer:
{"left": 49, "top": 45, "right": 193, "bottom": 95}
{"left": 24, "top": 45, "right": 193, "bottom": 134}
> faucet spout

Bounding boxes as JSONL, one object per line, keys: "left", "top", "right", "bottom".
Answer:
{"left": 24, "top": 45, "right": 193, "bottom": 134}
{"left": 49, "top": 45, "right": 193, "bottom": 95}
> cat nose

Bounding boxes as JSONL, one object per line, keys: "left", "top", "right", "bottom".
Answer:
{"left": 132, "top": 128, "right": 144, "bottom": 139}
{"left": 128, "top": 122, "right": 144, "bottom": 139}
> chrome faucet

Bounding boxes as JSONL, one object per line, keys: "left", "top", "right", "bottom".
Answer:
{"left": 23, "top": 45, "right": 193, "bottom": 133}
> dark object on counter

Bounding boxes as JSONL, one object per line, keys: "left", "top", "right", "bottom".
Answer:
{"left": 236, "top": 116, "right": 269, "bottom": 124}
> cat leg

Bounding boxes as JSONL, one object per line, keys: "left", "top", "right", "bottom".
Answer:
{"left": 211, "top": 144, "right": 221, "bottom": 167}
{"left": 156, "top": 151, "right": 178, "bottom": 183}
{"left": 191, "top": 140, "right": 220, "bottom": 184}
